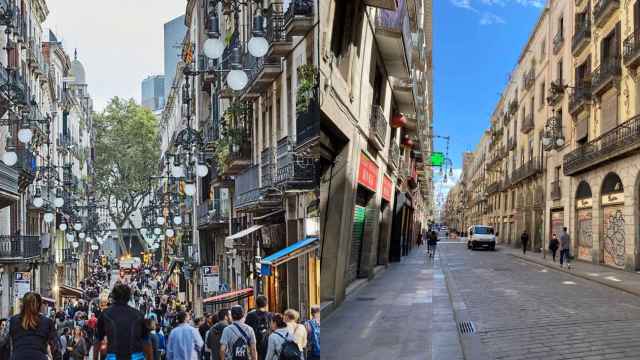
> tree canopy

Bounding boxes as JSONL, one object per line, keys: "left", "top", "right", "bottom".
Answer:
{"left": 94, "top": 97, "right": 159, "bottom": 254}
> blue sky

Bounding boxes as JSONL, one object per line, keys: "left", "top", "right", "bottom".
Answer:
{"left": 432, "top": 0, "right": 545, "bottom": 208}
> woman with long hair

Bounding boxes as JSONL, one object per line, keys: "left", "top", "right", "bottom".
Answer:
{"left": 7, "top": 292, "right": 62, "bottom": 360}
{"left": 67, "top": 326, "right": 88, "bottom": 360}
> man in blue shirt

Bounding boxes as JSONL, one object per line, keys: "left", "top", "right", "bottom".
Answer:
{"left": 166, "top": 311, "right": 203, "bottom": 360}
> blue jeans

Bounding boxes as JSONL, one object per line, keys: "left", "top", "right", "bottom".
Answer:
{"left": 105, "top": 353, "right": 145, "bottom": 360}
{"left": 560, "top": 249, "right": 570, "bottom": 265}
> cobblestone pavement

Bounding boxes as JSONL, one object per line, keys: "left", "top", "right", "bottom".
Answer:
{"left": 441, "top": 243, "right": 640, "bottom": 360}
{"left": 322, "top": 243, "right": 464, "bottom": 360}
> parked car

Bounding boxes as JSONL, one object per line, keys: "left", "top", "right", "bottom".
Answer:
{"left": 467, "top": 225, "right": 496, "bottom": 250}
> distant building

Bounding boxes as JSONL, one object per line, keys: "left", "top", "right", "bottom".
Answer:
{"left": 141, "top": 75, "right": 165, "bottom": 111}
{"left": 164, "top": 15, "right": 187, "bottom": 100}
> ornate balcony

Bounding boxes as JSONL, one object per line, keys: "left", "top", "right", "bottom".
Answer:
{"left": 564, "top": 114, "right": 640, "bottom": 175}
{"left": 593, "top": 0, "right": 619, "bottom": 28}
{"left": 284, "top": 0, "right": 315, "bottom": 36}
{"left": 0, "top": 162, "right": 18, "bottom": 208}
{"left": 550, "top": 180, "right": 562, "bottom": 200}
{"left": 275, "top": 137, "right": 316, "bottom": 190}
{"left": 487, "top": 181, "right": 501, "bottom": 195}
{"left": 546, "top": 80, "right": 564, "bottom": 106}
{"left": 61, "top": 248, "right": 78, "bottom": 263}
{"left": 553, "top": 31, "right": 564, "bottom": 54}
{"left": 521, "top": 113, "right": 534, "bottom": 134}
{"left": 591, "top": 57, "right": 621, "bottom": 96}
{"left": 511, "top": 159, "right": 542, "bottom": 185}
{"left": 297, "top": 97, "right": 319, "bottom": 148}
{"left": 507, "top": 137, "right": 516, "bottom": 151}
{"left": 266, "top": 3, "right": 293, "bottom": 57}
{"left": 389, "top": 142, "right": 400, "bottom": 169}
{"left": 234, "top": 165, "right": 261, "bottom": 210}
{"left": 197, "top": 199, "right": 229, "bottom": 229}
{"left": 623, "top": 30, "right": 640, "bottom": 69}
{"left": 374, "top": 0, "right": 412, "bottom": 80}
{"left": 261, "top": 147, "right": 276, "bottom": 189}
{"left": 242, "top": 55, "right": 282, "bottom": 98}
{"left": 569, "top": 83, "right": 592, "bottom": 116}
{"left": 221, "top": 134, "right": 252, "bottom": 176}
{"left": 503, "top": 112, "right": 511, "bottom": 126}
{"left": 0, "top": 235, "right": 40, "bottom": 260}
{"left": 508, "top": 98, "right": 518, "bottom": 114}
{"left": 369, "top": 105, "right": 387, "bottom": 150}
{"left": 572, "top": 19, "right": 591, "bottom": 55}
{"left": 522, "top": 68, "right": 535, "bottom": 91}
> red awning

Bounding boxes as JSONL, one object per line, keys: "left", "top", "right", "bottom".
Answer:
{"left": 203, "top": 288, "right": 253, "bottom": 305}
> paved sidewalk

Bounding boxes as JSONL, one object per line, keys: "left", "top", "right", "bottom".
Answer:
{"left": 322, "top": 245, "right": 464, "bottom": 360}
{"left": 506, "top": 246, "right": 640, "bottom": 298}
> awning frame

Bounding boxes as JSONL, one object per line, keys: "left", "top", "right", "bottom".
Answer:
{"left": 260, "top": 237, "right": 319, "bottom": 276}
{"left": 203, "top": 288, "right": 254, "bottom": 304}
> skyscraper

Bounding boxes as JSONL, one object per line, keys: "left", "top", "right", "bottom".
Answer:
{"left": 164, "top": 15, "right": 187, "bottom": 100}
{"left": 141, "top": 75, "right": 165, "bottom": 112}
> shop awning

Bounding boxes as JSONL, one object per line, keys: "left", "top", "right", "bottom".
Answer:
{"left": 225, "top": 225, "right": 263, "bottom": 247}
{"left": 253, "top": 209, "right": 285, "bottom": 221}
{"left": 203, "top": 288, "right": 254, "bottom": 305}
{"left": 261, "top": 237, "right": 319, "bottom": 276}
{"left": 59, "top": 285, "right": 83, "bottom": 298}
{"left": 42, "top": 296, "right": 56, "bottom": 305}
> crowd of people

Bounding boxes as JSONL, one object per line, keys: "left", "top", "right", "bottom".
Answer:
{"left": 0, "top": 275, "right": 320, "bottom": 360}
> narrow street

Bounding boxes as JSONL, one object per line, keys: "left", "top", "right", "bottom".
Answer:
{"left": 326, "top": 237, "right": 640, "bottom": 360}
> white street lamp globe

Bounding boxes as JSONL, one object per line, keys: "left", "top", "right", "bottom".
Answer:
{"left": 91, "top": 244, "right": 99, "bottom": 250}
{"left": 556, "top": 137, "right": 565, "bottom": 147}
{"left": 173, "top": 215, "right": 182, "bottom": 225}
{"left": 248, "top": 36, "right": 269, "bottom": 58}
{"left": 66, "top": 233, "right": 75, "bottom": 242}
{"left": 44, "top": 212, "right": 55, "bottom": 224}
{"left": 227, "top": 69, "right": 248, "bottom": 91}
{"left": 156, "top": 216, "right": 165, "bottom": 225}
{"left": 71, "top": 241, "right": 79, "bottom": 248}
{"left": 154, "top": 227, "right": 161, "bottom": 235}
{"left": 74, "top": 223, "right": 82, "bottom": 231}
{"left": 18, "top": 128, "right": 33, "bottom": 144}
{"left": 166, "top": 228, "right": 175, "bottom": 237}
{"left": 542, "top": 137, "right": 551, "bottom": 146}
{"left": 172, "top": 165, "right": 185, "bottom": 178}
{"left": 78, "top": 232, "right": 86, "bottom": 239}
{"left": 184, "top": 183, "right": 196, "bottom": 196}
{"left": 86, "top": 237, "right": 92, "bottom": 243}
{"left": 159, "top": 235, "right": 165, "bottom": 241}
{"left": 2, "top": 151, "right": 17, "bottom": 166}
{"left": 54, "top": 197, "right": 64, "bottom": 208}
{"left": 33, "top": 197, "right": 44, "bottom": 208}
{"left": 196, "top": 164, "right": 209, "bottom": 177}
{"left": 146, "top": 236, "right": 154, "bottom": 245}
{"left": 203, "top": 37, "right": 225, "bottom": 59}
{"left": 59, "top": 223, "right": 67, "bottom": 231}
{"left": 140, "top": 228, "right": 147, "bottom": 235}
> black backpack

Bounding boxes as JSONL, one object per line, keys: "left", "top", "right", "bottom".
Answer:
{"left": 206, "top": 324, "right": 224, "bottom": 355}
{"left": 274, "top": 332, "right": 302, "bottom": 360}
{"left": 231, "top": 324, "right": 251, "bottom": 360}
{"left": 253, "top": 312, "right": 271, "bottom": 353}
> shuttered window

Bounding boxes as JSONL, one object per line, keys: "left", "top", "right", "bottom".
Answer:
{"left": 600, "top": 88, "right": 618, "bottom": 135}
{"left": 576, "top": 111, "right": 589, "bottom": 141}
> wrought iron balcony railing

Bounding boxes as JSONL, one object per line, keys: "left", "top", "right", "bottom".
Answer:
{"left": 553, "top": 31, "right": 564, "bottom": 54}
{"left": 297, "top": 97, "right": 319, "bottom": 147}
{"left": 16, "top": 148, "right": 36, "bottom": 177}
{"left": 275, "top": 137, "right": 315, "bottom": 189}
{"left": 593, "top": 0, "right": 619, "bottom": 28}
{"left": 523, "top": 68, "right": 535, "bottom": 91}
{"left": 623, "top": 29, "right": 640, "bottom": 68}
{"left": 569, "top": 83, "right": 592, "bottom": 115}
{"left": 486, "top": 181, "right": 501, "bottom": 195}
{"left": 564, "top": 114, "right": 640, "bottom": 175}
{"left": 234, "top": 165, "right": 261, "bottom": 209}
{"left": 389, "top": 142, "right": 400, "bottom": 169}
{"left": 198, "top": 199, "right": 229, "bottom": 228}
{"left": 511, "top": 158, "right": 542, "bottom": 185}
{"left": 0, "top": 235, "right": 40, "bottom": 259}
{"left": 572, "top": 19, "right": 591, "bottom": 54}
{"left": 369, "top": 105, "right": 387, "bottom": 148}
{"left": 61, "top": 247, "right": 77, "bottom": 263}
{"left": 284, "top": 0, "right": 314, "bottom": 26}
{"left": 521, "top": 113, "right": 534, "bottom": 134}
{"left": 591, "top": 57, "right": 621, "bottom": 95}
{"left": 508, "top": 99, "right": 518, "bottom": 114}
{"left": 550, "top": 180, "right": 562, "bottom": 200}
{"left": 261, "top": 147, "right": 276, "bottom": 188}
{"left": 547, "top": 80, "right": 564, "bottom": 106}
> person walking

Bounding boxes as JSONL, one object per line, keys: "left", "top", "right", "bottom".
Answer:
{"left": 0, "top": 318, "right": 11, "bottom": 360}
{"left": 219, "top": 305, "right": 258, "bottom": 360}
{"left": 245, "top": 296, "right": 271, "bottom": 360}
{"left": 166, "top": 311, "right": 203, "bottom": 360}
{"left": 520, "top": 230, "right": 529, "bottom": 255}
{"left": 5, "top": 292, "right": 63, "bottom": 360}
{"left": 283, "top": 310, "right": 306, "bottom": 354}
{"left": 427, "top": 230, "right": 439, "bottom": 258}
{"left": 68, "top": 326, "right": 88, "bottom": 360}
{"left": 560, "top": 227, "right": 571, "bottom": 269}
{"left": 206, "top": 309, "right": 230, "bottom": 360}
{"left": 549, "top": 233, "right": 559, "bottom": 262}
{"left": 264, "top": 314, "right": 294, "bottom": 360}
{"left": 304, "top": 306, "right": 320, "bottom": 360}
{"left": 96, "top": 283, "right": 152, "bottom": 360}
{"left": 60, "top": 327, "right": 71, "bottom": 360}
{"left": 146, "top": 319, "right": 161, "bottom": 360}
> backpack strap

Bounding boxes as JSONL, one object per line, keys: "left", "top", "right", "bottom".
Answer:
{"left": 232, "top": 323, "right": 251, "bottom": 344}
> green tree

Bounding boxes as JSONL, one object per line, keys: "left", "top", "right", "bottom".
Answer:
{"left": 94, "top": 98, "right": 159, "bottom": 254}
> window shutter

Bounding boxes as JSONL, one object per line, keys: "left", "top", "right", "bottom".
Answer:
{"left": 576, "top": 111, "right": 589, "bottom": 141}
{"left": 600, "top": 88, "right": 618, "bottom": 135}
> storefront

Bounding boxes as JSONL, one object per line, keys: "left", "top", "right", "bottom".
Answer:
{"left": 600, "top": 173, "right": 625, "bottom": 269}
{"left": 575, "top": 181, "right": 593, "bottom": 261}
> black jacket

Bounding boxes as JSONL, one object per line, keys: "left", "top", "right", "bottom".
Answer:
{"left": 97, "top": 302, "right": 149, "bottom": 357}
{"left": 521, "top": 233, "right": 529, "bottom": 242}
{"left": 8, "top": 315, "right": 62, "bottom": 360}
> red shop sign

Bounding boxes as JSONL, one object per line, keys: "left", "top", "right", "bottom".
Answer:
{"left": 357, "top": 152, "right": 379, "bottom": 192}
{"left": 382, "top": 176, "right": 393, "bottom": 202}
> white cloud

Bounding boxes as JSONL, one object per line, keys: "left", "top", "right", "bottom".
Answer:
{"left": 480, "top": 12, "right": 506, "bottom": 25}
{"left": 451, "top": 0, "right": 477, "bottom": 11}
{"left": 44, "top": 0, "right": 185, "bottom": 111}
{"left": 450, "top": 0, "right": 544, "bottom": 24}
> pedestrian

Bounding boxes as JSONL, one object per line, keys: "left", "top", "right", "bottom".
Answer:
{"left": 560, "top": 227, "right": 571, "bottom": 269}
{"left": 245, "top": 296, "right": 271, "bottom": 360}
{"left": 219, "top": 305, "right": 258, "bottom": 360}
{"left": 60, "top": 327, "right": 71, "bottom": 360}
{"left": 5, "top": 292, "right": 63, "bottom": 360}
{"left": 96, "top": 283, "right": 153, "bottom": 360}
{"left": 283, "top": 310, "right": 306, "bottom": 353}
{"left": 264, "top": 313, "right": 298, "bottom": 360}
{"left": 520, "top": 230, "right": 529, "bottom": 255}
{"left": 67, "top": 326, "right": 88, "bottom": 360}
{"left": 304, "top": 305, "right": 320, "bottom": 360}
{"left": 166, "top": 311, "right": 203, "bottom": 360}
{"left": 0, "top": 318, "right": 11, "bottom": 360}
{"left": 157, "top": 322, "right": 167, "bottom": 359}
{"left": 199, "top": 315, "right": 212, "bottom": 360}
{"left": 146, "top": 319, "right": 161, "bottom": 360}
{"left": 206, "top": 309, "right": 230, "bottom": 360}
{"left": 427, "top": 230, "right": 438, "bottom": 258}
{"left": 549, "top": 233, "right": 559, "bottom": 262}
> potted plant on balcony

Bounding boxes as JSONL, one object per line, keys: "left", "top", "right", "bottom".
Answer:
{"left": 296, "top": 64, "right": 317, "bottom": 114}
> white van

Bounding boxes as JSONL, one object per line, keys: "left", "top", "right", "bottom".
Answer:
{"left": 467, "top": 225, "right": 496, "bottom": 251}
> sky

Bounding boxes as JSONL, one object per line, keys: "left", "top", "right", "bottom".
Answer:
{"left": 432, "top": 0, "right": 545, "bottom": 203}
{"left": 43, "top": 0, "right": 185, "bottom": 110}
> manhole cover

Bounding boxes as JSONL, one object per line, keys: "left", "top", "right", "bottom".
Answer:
{"left": 356, "top": 297, "right": 376, "bottom": 301}
{"left": 458, "top": 321, "right": 476, "bottom": 335}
